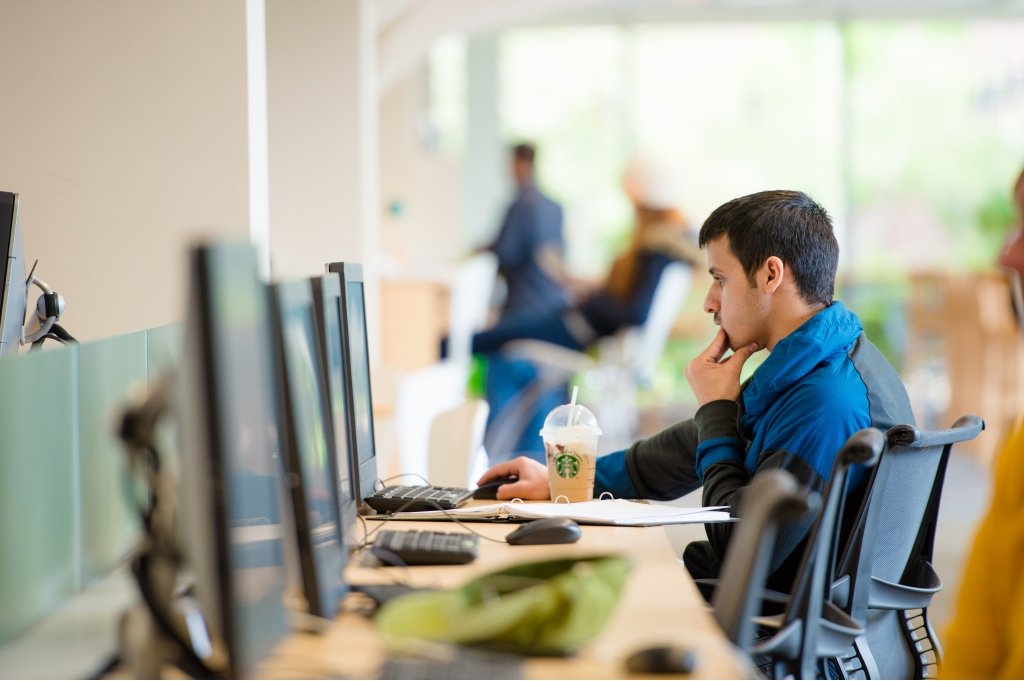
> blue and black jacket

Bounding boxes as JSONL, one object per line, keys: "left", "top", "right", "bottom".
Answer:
{"left": 595, "top": 301, "right": 915, "bottom": 590}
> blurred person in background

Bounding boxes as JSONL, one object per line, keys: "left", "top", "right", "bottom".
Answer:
{"left": 484, "top": 142, "right": 569, "bottom": 322}
{"left": 942, "top": 166, "right": 1024, "bottom": 679}
{"left": 473, "top": 156, "right": 702, "bottom": 461}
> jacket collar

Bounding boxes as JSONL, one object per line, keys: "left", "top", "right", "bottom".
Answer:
{"left": 741, "top": 301, "right": 863, "bottom": 427}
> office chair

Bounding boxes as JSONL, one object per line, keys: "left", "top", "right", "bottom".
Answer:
{"left": 427, "top": 398, "right": 489, "bottom": 488}
{"left": 748, "top": 428, "right": 885, "bottom": 679}
{"left": 712, "top": 469, "right": 818, "bottom": 651}
{"left": 394, "top": 362, "right": 471, "bottom": 483}
{"left": 830, "top": 415, "right": 984, "bottom": 679}
{"left": 486, "top": 261, "right": 691, "bottom": 458}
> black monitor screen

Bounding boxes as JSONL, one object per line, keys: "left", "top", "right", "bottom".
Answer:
{"left": 181, "top": 244, "right": 289, "bottom": 678}
{"left": 328, "top": 261, "right": 378, "bottom": 503}
{"left": 311, "top": 275, "right": 357, "bottom": 539}
{"left": 344, "top": 281, "right": 375, "bottom": 469}
{"left": 0, "top": 191, "right": 26, "bottom": 357}
{"left": 276, "top": 283, "right": 345, "bottom": 616}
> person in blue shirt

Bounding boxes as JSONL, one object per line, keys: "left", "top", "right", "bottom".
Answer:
{"left": 486, "top": 143, "right": 569, "bottom": 321}
{"left": 477, "top": 190, "right": 914, "bottom": 593}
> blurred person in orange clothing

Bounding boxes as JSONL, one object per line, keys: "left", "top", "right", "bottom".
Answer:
{"left": 941, "top": 167, "right": 1024, "bottom": 679}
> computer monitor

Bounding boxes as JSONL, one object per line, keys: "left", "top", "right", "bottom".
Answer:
{"left": 268, "top": 279, "right": 347, "bottom": 620}
{"left": 326, "top": 262, "right": 379, "bottom": 504}
{"left": 310, "top": 274, "right": 358, "bottom": 541}
{"left": 177, "top": 243, "right": 289, "bottom": 678}
{"left": 0, "top": 191, "right": 27, "bottom": 357}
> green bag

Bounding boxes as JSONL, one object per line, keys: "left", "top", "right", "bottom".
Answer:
{"left": 375, "top": 554, "right": 632, "bottom": 656}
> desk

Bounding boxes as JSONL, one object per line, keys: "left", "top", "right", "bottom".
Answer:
{"left": 261, "top": 519, "right": 750, "bottom": 679}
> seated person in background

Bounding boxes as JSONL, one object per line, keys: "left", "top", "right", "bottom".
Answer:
{"left": 472, "top": 157, "right": 702, "bottom": 462}
{"left": 479, "top": 190, "right": 915, "bottom": 593}
{"left": 485, "top": 142, "right": 570, "bottom": 322}
{"left": 942, "top": 168, "right": 1024, "bottom": 679}
{"left": 471, "top": 156, "right": 701, "bottom": 355}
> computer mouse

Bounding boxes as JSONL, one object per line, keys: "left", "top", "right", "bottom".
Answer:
{"left": 472, "top": 475, "right": 519, "bottom": 500}
{"left": 505, "top": 517, "right": 582, "bottom": 545}
{"left": 624, "top": 644, "right": 698, "bottom": 675}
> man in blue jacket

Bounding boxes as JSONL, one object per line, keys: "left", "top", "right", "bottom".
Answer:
{"left": 478, "top": 189, "right": 915, "bottom": 591}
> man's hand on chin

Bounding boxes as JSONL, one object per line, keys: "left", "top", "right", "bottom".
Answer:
{"left": 685, "top": 328, "right": 759, "bottom": 406}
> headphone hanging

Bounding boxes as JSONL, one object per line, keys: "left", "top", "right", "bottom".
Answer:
{"left": 22, "top": 259, "right": 77, "bottom": 348}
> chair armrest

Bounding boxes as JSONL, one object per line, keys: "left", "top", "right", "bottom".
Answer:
{"left": 867, "top": 559, "right": 942, "bottom": 610}
{"left": 501, "top": 339, "right": 597, "bottom": 379}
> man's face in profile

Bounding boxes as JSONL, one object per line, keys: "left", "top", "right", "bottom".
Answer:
{"left": 702, "top": 235, "right": 770, "bottom": 351}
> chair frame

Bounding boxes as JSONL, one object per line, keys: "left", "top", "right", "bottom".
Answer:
{"left": 831, "top": 415, "right": 984, "bottom": 679}
{"left": 713, "top": 469, "right": 818, "bottom": 650}
{"left": 750, "top": 428, "right": 885, "bottom": 680}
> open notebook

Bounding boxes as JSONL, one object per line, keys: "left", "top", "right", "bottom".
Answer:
{"left": 375, "top": 499, "right": 732, "bottom": 527}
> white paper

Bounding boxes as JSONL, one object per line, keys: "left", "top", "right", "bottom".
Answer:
{"left": 377, "top": 499, "right": 732, "bottom": 526}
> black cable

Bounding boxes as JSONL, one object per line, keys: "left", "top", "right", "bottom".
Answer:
{"left": 86, "top": 653, "right": 122, "bottom": 680}
{"left": 374, "top": 473, "right": 432, "bottom": 489}
{"left": 132, "top": 552, "right": 225, "bottom": 680}
{"left": 50, "top": 322, "right": 77, "bottom": 343}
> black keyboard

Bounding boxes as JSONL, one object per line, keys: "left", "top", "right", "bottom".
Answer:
{"left": 379, "top": 647, "right": 523, "bottom": 679}
{"left": 364, "top": 485, "right": 473, "bottom": 514}
{"left": 371, "top": 529, "right": 478, "bottom": 566}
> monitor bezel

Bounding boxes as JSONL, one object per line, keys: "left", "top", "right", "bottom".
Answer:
{"left": 182, "top": 244, "right": 290, "bottom": 677}
{"left": 310, "top": 274, "right": 359, "bottom": 546}
{"left": 0, "top": 191, "right": 26, "bottom": 357}
{"left": 268, "top": 278, "right": 347, "bottom": 620}
{"left": 326, "top": 262, "right": 379, "bottom": 505}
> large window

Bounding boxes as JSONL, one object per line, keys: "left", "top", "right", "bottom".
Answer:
{"left": 428, "top": 18, "right": 1024, "bottom": 405}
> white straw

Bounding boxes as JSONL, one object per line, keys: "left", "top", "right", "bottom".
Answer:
{"left": 570, "top": 385, "right": 579, "bottom": 425}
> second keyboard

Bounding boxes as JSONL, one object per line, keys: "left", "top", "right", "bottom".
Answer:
{"left": 370, "top": 529, "right": 478, "bottom": 566}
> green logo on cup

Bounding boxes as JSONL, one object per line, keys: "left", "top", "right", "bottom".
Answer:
{"left": 554, "top": 452, "right": 582, "bottom": 479}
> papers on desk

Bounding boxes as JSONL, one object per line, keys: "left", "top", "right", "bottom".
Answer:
{"left": 381, "top": 499, "right": 733, "bottom": 526}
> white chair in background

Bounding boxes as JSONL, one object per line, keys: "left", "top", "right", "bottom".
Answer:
{"left": 427, "top": 399, "right": 490, "bottom": 488}
{"left": 393, "top": 361, "right": 467, "bottom": 484}
{"left": 445, "top": 251, "right": 499, "bottom": 365}
{"left": 491, "top": 262, "right": 693, "bottom": 454}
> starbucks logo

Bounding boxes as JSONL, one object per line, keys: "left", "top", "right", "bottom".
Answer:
{"left": 554, "top": 452, "right": 582, "bottom": 479}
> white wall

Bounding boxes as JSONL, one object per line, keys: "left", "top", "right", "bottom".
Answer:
{"left": 0, "top": 1, "right": 253, "bottom": 342}
{"left": 378, "top": 68, "right": 462, "bottom": 267}
{"left": 265, "top": 0, "right": 378, "bottom": 278}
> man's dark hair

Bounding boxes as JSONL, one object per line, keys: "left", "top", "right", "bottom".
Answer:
{"left": 698, "top": 190, "right": 838, "bottom": 307}
{"left": 511, "top": 143, "right": 536, "bottom": 164}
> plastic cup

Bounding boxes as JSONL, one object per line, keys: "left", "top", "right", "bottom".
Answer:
{"left": 540, "top": 403, "right": 601, "bottom": 502}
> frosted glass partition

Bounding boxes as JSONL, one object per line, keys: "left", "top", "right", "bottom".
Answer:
{"left": 146, "top": 323, "right": 182, "bottom": 379}
{"left": 146, "top": 323, "right": 183, "bottom": 472}
{"left": 78, "top": 332, "right": 148, "bottom": 584}
{"left": 0, "top": 324, "right": 183, "bottom": 646}
{"left": 0, "top": 346, "right": 79, "bottom": 644}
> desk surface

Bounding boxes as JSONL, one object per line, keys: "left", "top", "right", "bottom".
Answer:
{"left": 261, "top": 518, "right": 750, "bottom": 679}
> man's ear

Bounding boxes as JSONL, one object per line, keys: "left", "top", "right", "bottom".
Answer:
{"left": 762, "top": 256, "right": 785, "bottom": 294}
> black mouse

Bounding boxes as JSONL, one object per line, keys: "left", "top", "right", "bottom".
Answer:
{"left": 505, "top": 517, "right": 582, "bottom": 545}
{"left": 472, "top": 475, "right": 519, "bottom": 500}
{"left": 624, "top": 644, "right": 698, "bottom": 675}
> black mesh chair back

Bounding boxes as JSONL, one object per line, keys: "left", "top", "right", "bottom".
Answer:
{"left": 713, "top": 469, "right": 818, "bottom": 649}
{"left": 832, "top": 415, "right": 984, "bottom": 679}
{"left": 752, "top": 428, "right": 885, "bottom": 679}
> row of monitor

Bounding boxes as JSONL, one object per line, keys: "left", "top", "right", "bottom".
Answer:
{"left": 2, "top": 190, "right": 388, "bottom": 675}
{"left": 177, "top": 244, "right": 385, "bottom": 677}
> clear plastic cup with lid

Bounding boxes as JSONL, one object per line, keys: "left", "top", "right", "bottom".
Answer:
{"left": 540, "top": 402, "right": 602, "bottom": 502}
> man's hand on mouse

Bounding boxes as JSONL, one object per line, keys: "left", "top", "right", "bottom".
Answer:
{"left": 478, "top": 456, "right": 550, "bottom": 500}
